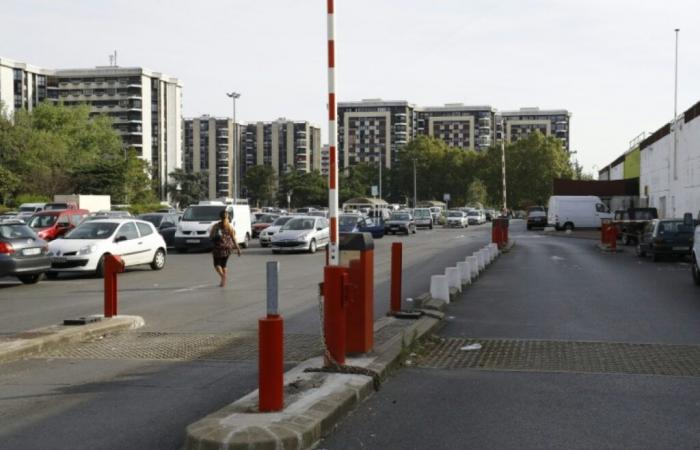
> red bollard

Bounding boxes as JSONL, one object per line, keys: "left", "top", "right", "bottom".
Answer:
{"left": 390, "top": 242, "right": 402, "bottom": 314}
{"left": 608, "top": 225, "right": 617, "bottom": 250}
{"left": 346, "top": 252, "right": 374, "bottom": 353}
{"left": 259, "top": 314, "right": 284, "bottom": 412}
{"left": 103, "top": 254, "right": 125, "bottom": 318}
{"left": 323, "top": 265, "right": 347, "bottom": 366}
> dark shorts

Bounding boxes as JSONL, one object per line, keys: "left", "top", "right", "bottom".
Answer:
{"left": 213, "top": 255, "right": 230, "bottom": 268}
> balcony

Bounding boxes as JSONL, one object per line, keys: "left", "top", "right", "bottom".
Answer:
{"left": 478, "top": 117, "right": 491, "bottom": 127}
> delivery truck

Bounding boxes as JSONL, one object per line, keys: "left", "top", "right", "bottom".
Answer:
{"left": 52, "top": 195, "right": 111, "bottom": 213}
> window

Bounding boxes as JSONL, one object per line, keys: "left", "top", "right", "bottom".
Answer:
{"left": 70, "top": 214, "right": 84, "bottom": 226}
{"left": 595, "top": 204, "right": 608, "bottom": 213}
{"left": 136, "top": 222, "right": 154, "bottom": 236}
{"left": 117, "top": 222, "right": 139, "bottom": 240}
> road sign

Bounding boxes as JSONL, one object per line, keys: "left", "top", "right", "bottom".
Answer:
{"left": 443, "top": 193, "right": 451, "bottom": 202}
{"left": 371, "top": 186, "right": 378, "bottom": 197}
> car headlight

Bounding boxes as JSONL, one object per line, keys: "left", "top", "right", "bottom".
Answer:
{"left": 78, "top": 244, "right": 97, "bottom": 255}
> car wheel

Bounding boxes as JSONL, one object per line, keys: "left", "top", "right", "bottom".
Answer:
{"left": 241, "top": 233, "right": 250, "bottom": 249}
{"left": 308, "top": 239, "right": 317, "bottom": 254}
{"left": 692, "top": 257, "right": 700, "bottom": 286}
{"left": 652, "top": 252, "right": 661, "bottom": 262}
{"left": 563, "top": 222, "right": 574, "bottom": 231}
{"left": 527, "top": 225, "right": 532, "bottom": 230}
{"left": 18, "top": 273, "right": 43, "bottom": 284}
{"left": 429, "top": 224, "right": 433, "bottom": 230}
{"left": 260, "top": 243, "right": 269, "bottom": 248}
{"left": 636, "top": 244, "right": 646, "bottom": 257}
{"left": 412, "top": 227, "right": 417, "bottom": 234}
{"left": 46, "top": 272, "right": 59, "bottom": 280}
{"left": 272, "top": 249, "right": 281, "bottom": 254}
{"left": 95, "top": 255, "right": 106, "bottom": 278}
{"left": 150, "top": 248, "right": 166, "bottom": 270}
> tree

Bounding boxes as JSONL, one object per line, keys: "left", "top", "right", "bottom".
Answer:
{"left": 278, "top": 170, "right": 327, "bottom": 208}
{"left": 243, "top": 165, "right": 277, "bottom": 207}
{"left": 465, "top": 179, "right": 488, "bottom": 206}
{"left": 167, "top": 168, "right": 208, "bottom": 208}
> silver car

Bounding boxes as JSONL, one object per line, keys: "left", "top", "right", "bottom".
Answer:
{"left": 270, "top": 216, "right": 329, "bottom": 253}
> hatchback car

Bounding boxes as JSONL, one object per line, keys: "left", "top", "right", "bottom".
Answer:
{"left": 693, "top": 224, "right": 700, "bottom": 285}
{"left": 446, "top": 210, "right": 469, "bottom": 228}
{"left": 260, "top": 216, "right": 295, "bottom": 247}
{"left": 270, "top": 216, "right": 329, "bottom": 253}
{"left": 27, "top": 209, "right": 89, "bottom": 241}
{"left": 413, "top": 208, "right": 433, "bottom": 229}
{"left": 636, "top": 219, "right": 694, "bottom": 262}
{"left": 0, "top": 220, "right": 51, "bottom": 284}
{"left": 252, "top": 214, "right": 280, "bottom": 238}
{"left": 467, "top": 210, "right": 485, "bottom": 225}
{"left": 385, "top": 212, "right": 416, "bottom": 235}
{"left": 339, "top": 214, "right": 385, "bottom": 238}
{"left": 47, "top": 218, "right": 167, "bottom": 277}
{"left": 526, "top": 206, "right": 547, "bottom": 230}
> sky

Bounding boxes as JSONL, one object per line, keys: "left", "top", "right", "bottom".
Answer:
{"left": 2, "top": 0, "right": 699, "bottom": 175}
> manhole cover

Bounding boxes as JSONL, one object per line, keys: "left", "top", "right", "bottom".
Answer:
{"left": 416, "top": 337, "right": 700, "bottom": 377}
{"left": 38, "top": 332, "right": 323, "bottom": 362}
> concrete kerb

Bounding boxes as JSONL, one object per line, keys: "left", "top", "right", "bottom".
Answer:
{"left": 184, "top": 308, "right": 445, "bottom": 450}
{"left": 445, "top": 267, "right": 461, "bottom": 293}
{"left": 466, "top": 255, "right": 479, "bottom": 279}
{"left": 0, "top": 315, "right": 145, "bottom": 364}
{"left": 456, "top": 261, "right": 471, "bottom": 286}
{"left": 430, "top": 274, "right": 450, "bottom": 303}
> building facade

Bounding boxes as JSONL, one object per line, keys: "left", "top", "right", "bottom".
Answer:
{"left": 241, "top": 118, "right": 322, "bottom": 188}
{"left": 183, "top": 116, "right": 240, "bottom": 199}
{"left": 499, "top": 107, "right": 571, "bottom": 152}
{"left": 54, "top": 66, "right": 183, "bottom": 199}
{"left": 0, "top": 57, "right": 57, "bottom": 115}
{"left": 337, "top": 99, "right": 415, "bottom": 169}
{"left": 416, "top": 104, "right": 497, "bottom": 151}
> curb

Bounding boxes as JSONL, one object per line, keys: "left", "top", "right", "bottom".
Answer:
{"left": 184, "top": 307, "right": 445, "bottom": 450}
{"left": 0, "top": 315, "right": 145, "bottom": 364}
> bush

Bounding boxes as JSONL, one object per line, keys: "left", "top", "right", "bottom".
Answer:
{"left": 11, "top": 194, "right": 52, "bottom": 207}
{"left": 128, "top": 203, "right": 164, "bottom": 216}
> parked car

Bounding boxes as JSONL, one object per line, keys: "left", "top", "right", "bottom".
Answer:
{"left": 0, "top": 220, "right": 51, "bottom": 284}
{"left": 429, "top": 207, "right": 442, "bottom": 224}
{"left": 16, "top": 203, "right": 46, "bottom": 222}
{"left": 47, "top": 218, "right": 167, "bottom": 277}
{"left": 27, "top": 209, "right": 89, "bottom": 241}
{"left": 413, "top": 208, "right": 433, "bottom": 229}
{"left": 252, "top": 214, "right": 280, "bottom": 238}
{"left": 612, "top": 208, "right": 658, "bottom": 245}
{"left": 385, "top": 212, "right": 416, "bottom": 235}
{"left": 0, "top": 211, "right": 20, "bottom": 221}
{"left": 270, "top": 216, "right": 329, "bottom": 253}
{"left": 547, "top": 195, "right": 612, "bottom": 230}
{"left": 692, "top": 224, "right": 700, "bottom": 285}
{"left": 339, "top": 213, "right": 384, "bottom": 238}
{"left": 466, "top": 209, "right": 485, "bottom": 225}
{"left": 526, "top": 206, "right": 547, "bottom": 230}
{"left": 137, "top": 212, "right": 179, "bottom": 247}
{"left": 174, "top": 201, "right": 251, "bottom": 252}
{"left": 446, "top": 210, "right": 469, "bottom": 228}
{"left": 636, "top": 219, "right": 694, "bottom": 262}
{"left": 260, "top": 216, "right": 295, "bottom": 247}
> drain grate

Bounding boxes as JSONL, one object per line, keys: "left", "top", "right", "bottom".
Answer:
{"left": 39, "top": 332, "right": 323, "bottom": 362}
{"left": 416, "top": 337, "right": 700, "bottom": 377}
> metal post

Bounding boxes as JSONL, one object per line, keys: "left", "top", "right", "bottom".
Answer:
{"left": 227, "top": 92, "right": 241, "bottom": 199}
{"left": 259, "top": 260, "right": 283, "bottom": 412}
{"left": 326, "top": 0, "right": 339, "bottom": 266}
{"left": 673, "top": 28, "right": 679, "bottom": 181}
{"left": 413, "top": 158, "right": 417, "bottom": 208}
{"left": 378, "top": 151, "right": 382, "bottom": 200}
{"left": 501, "top": 119, "right": 507, "bottom": 213}
{"left": 266, "top": 261, "right": 279, "bottom": 315}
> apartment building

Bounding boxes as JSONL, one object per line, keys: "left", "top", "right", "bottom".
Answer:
{"left": 241, "top": 119, "right": 321, "bottom": 184}
{"left": 500, "top": 107, "right": 571, "bottom": 151}
{"left": 415, "top": 104, "right": 497, "bottom": 151}
{"left": 183, "top": 116, "right": 241, "bottom": 199}
{"left": 337, "top": 99, "right": 415, "bottom": 169}
{"left": 54, "top": 66, "right": 183, "bottom": 198}
{"left": 0, "top": 57, "right": 58, "bottom": 115}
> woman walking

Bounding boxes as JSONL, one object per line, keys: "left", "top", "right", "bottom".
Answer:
{"left": 210, "top": 210, "right": 241, "bottom": 287}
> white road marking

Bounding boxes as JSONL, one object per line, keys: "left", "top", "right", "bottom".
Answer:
{"left": 551, "top": 256, "right": 565, "bottom": 261}
{"left": 173, "top": 284, "right": 211, "bottom": 293}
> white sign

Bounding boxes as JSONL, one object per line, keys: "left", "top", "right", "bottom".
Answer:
{"left": 443, "top": 193, "right": 451, "bottom": 202}
{"left": 371, "top": 185, "right": 379, "bottom": 197}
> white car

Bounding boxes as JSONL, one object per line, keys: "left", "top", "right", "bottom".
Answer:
{"left": 47, "top": 218, "right": 167, "bottom": 277}
{"left": 692, "top": 225, "right": 700, "bottom": 286}
{"left": 466, "top": 209, "right": 485, "bottom": 225}
{"left": 260, "top": 216, "right": 294, "bottom": 247}
{"left": 446, "top": 210, "right": 469, "bottom": 228}
{"left": 270, "top": 216, "right": 329, "bottom": 253}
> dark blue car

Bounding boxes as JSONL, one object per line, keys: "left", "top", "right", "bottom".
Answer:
{"left": 339, "top": 214, "right": 384, "bottom": 239}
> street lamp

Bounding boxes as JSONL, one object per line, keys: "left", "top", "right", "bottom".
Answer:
{"left": 412, "top": 158, "right": 417, "bottom": 208}
{"left": 378, "top": 150, "right": 382, "bottom": 200}
{"left": 226, "top": 92, "right": 241, "bottom": 200}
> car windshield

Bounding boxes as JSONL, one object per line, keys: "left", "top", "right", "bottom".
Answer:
{"left": 258, "top": 214, "right": 277, "bottom": 223}
{"left": 528, "top": 206, "right": 545, "bottom": 213}
{"left": 45, "top": 203, "right": 69, "bottom": 210}
{"left": 272, "top": 216, "right": 293, "bottom": 226}
{"left": 0, "top": 224, "right": 36, "bottom": 239}
{"left": 28, "top": 214, "right": 58, "bottom": 228}
{"left": 138, "top": 215, "right": 163, "bottom": 226}
{"left": 281, "top": 218, "right": 315, "bottom": 231}
{"left": 658, "top": 221, "right": 694, "bottom": 235}
{"left": 414, "top": 210, "right": 431, "bottom": 218}
{"left": 448, "top": 212, "right": 462, "bottom": 217}
{"left": 19, "top": 206, "right": 38, "bottom": 212}
{"left": 634, "top": 210, "right": 656, "bottom": 220}
{"left": 66, "top": 222, "right": 119, "bottom": 239}
{"left": 467, "top": 211, "right": 479, "bottom": 216}
{"left": 391, "top": 213, "right": 410, "bottom": 221}
{"left": 182, "top": 206, "right": 223, "bottom": 221}
{"left": 339, "top": 215, "right": 359, "bottom": 227}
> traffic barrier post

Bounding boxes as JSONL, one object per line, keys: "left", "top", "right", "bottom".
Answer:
{"left": 323, "top": 265, "right": 347, "bottom": 366}
{"left": 103, "top": 254, "right": 125, "bottom": 318}
{"left": 259, "top": 261, "right": 284, "bottom": 412}
{"left": 390, "top": 242, "right": 402, "bottom": 314}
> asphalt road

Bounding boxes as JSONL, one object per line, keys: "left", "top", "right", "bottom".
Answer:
{"left": 0, "top": 223, "right": 494, "bottom": 450}
{"left": 322, "top": 221, "right": 700, "bottom": 449}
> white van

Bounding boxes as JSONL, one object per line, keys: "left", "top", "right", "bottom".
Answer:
{"left": 174, "top": 201, "right": 251, "bottom": 252}
{"left": 17, "top": 203, "right": 47, "bottom": 222}
{"left": 547, "top": 196, "right": 612, "bottom": 230}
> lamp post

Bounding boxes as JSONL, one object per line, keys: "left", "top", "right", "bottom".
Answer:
{"left": 227, "top": 92, "right": 241, "bottom": 200}
{"left": 673, "top": 28, "right": 679, "bottom": 182}
{"left": 378, "top": 151, "right": 382, "bottom": 200}
{"left": 500, "top": 118, "right": 507, "bottom": 214}
{"left": 413, "top": 158, "right": 417, "bottom": 208}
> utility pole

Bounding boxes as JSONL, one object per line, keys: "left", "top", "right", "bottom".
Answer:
{"left": 413, "top": 158, "right": 417, "bottom": 208}
{"left": 673, "top": 28, "right": 679, "bottom": 181}
{"left": 378, "top": 151, "right": 382, "bottom": 200}
{"left": 500, "top": 119, "right": 507, "bottom": 214}
{"left": 227, "top": 92, "right": 241, "bottom": 199}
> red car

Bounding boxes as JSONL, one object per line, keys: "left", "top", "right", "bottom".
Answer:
{"left": 252, "top": 214, "right": 280, "bottom": 238}
{"left": 27, "top": 209, "right": 89, "bottom": 241}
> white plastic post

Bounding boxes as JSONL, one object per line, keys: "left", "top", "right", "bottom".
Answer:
{"left": 467, "top": 255, "right": 479, "bottom": 278}
{"left": 445, "top": 267, "right": 461, "bottom": 293}
{"left": 457, "top": 261, "right": 471, "bottom": 285}
{"left": 430, "top": 274, "right": 450, "bottom": 303}
{"left": 475, "top": 251, "right": 485, "bottom": 271}
{"left": 483, "top": 247, "right": 493, "bottom": 264}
